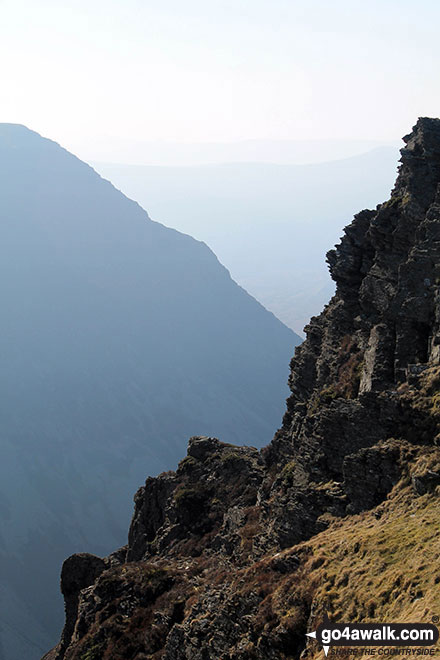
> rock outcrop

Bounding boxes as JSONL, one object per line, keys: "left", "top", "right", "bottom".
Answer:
{"left": 43, "top": 118, "right": 440, "bottom": 660}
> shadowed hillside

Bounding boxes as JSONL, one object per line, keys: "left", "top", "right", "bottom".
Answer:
{"left": 0, "top": 124, "right": 299, "bottom": 659}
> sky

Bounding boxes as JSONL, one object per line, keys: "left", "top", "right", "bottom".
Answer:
{"left": 0, "top": 0, "right": 439, "bottom": 163}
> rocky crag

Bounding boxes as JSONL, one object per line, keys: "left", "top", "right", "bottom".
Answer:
{"left": 43, "top": 118, "right": 440, "bottom": 660}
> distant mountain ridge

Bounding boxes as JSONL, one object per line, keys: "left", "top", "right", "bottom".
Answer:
{"left": 77, "top": 135, "right": 398, "bottom": 166}
{"left": 0, "top": 124, "right": 299, "bottom": 660}
{"left": 94, "top": 146, "right": 399, "bottom": 333}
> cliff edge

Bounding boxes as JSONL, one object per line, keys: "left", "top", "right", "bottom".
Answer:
{"left": 43, "top": 119, "right": 440, "bottom": 660}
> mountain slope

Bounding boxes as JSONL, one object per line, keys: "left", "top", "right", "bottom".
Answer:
{"left": 94, "top": 147, "right": 398, "bottom": 333}
{"left": 45, "top": 118, "right": 440, "bottom": 660}
{"left": 0, "top": 124, "right": 299, "bottom": 660}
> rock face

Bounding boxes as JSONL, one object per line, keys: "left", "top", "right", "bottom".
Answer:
{"left": 44, "top": 119, "right": 440, "bottom": 660}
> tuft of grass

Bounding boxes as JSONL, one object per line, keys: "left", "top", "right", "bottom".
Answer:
{"left": 80, "top": 641, "right": 105, "bottom": 660}
{"left": 380, "top": 195, "right": 403, "bottom": 211}
{"left": 280, "top": 460, "right": 296, "bottom": 487}
{"left": 178, "top": 455, "right": 198, "bottom": 471}
{"left": 173, "top": 485, "right": 205, "bottom": 507}
{"left": 221, "top": 450, "right": 244, "bottom": 464}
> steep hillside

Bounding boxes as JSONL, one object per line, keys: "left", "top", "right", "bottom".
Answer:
{"left": 44, "top": 118, "right": 440, "bottom": 660}
{"left": 95, "top": 147, "right": 398, "bottom": 333}
{"left": 0, "top": 124, "right": 298, "bottom": 660}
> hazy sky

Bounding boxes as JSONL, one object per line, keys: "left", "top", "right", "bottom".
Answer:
{"left": 1, "top": 0, "right": 439, "bottom": 162}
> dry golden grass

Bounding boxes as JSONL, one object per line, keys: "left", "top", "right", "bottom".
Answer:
{"left": 64, "top": 445, "right": 440, "bottom": 660}
{"left": 284, "top": 449, "right": 440, "bottom": 659}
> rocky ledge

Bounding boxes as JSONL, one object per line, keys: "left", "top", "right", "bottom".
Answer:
{"left": 43, "top": 118, "right": 440, "bottom": 660}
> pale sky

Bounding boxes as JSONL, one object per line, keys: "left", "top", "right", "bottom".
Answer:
{"left": 0, "top": 0, "right": 439, "bottom": 163}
